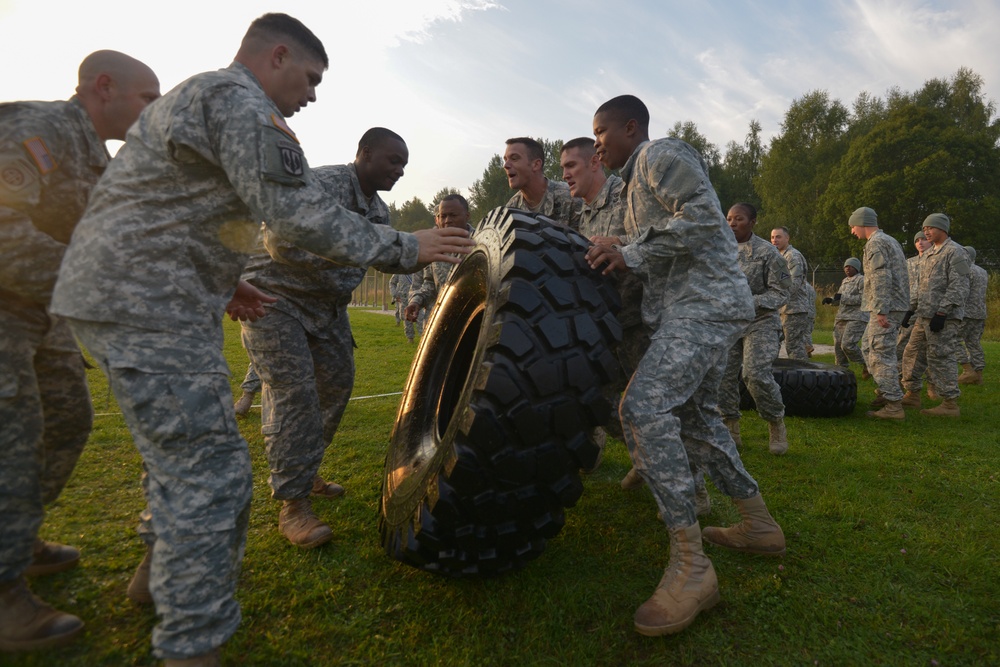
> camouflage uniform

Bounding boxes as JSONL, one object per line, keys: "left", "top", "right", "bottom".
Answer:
{"left": 240, "top": 362, "right": 261, "bottom": 395}
{"left": 50, "top": 63, "right": 419, "bottom": 660}
{"left": 901, "top": 239, "right": 970, "bottom": 399}
{"left": 779, "top": 244, "right": 811, "bottom": 359}
{"left": 505, "top": 178, "right": 583, "bottom": 229}
{"left": 833, "top": 273, "right": 868, "bottom": 367}
{"left": 860, "top": 230, "right": 910, "bottom": 402}
{"left": 896, "top": 254, "right": 922, "bottom": 361}
{"left": 389, "top": 273, "right": 421, "bottom": 340}
{"left": 958, "top": 261, "right": 988, "bottom": 372}
{"left": 718, "top": 234, "right": 790, "bottom": 423}
{"left": 242, "top": 163, "right": 407, "bottom": 501}
{"left": 616, "top": 138, "right": 758, "bottom": 530}
{"left": 0, "top": 97, "right": 99, "bottom": 584}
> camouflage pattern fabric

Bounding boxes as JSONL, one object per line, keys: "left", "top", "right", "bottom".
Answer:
{"left": 242, "top": 163, "right": 403, "bottom": 500}
{"left": 779, "top": 244, "right": 811, "bottom": 359}
{"left": 958, "top": 260, "right": 987, "bottom": 370}
{"left": 390, "top": 272, "right": 418, "bottom": 340}
{"left": 505, "top": 178, "right": 583, "bottom": 229}
{"left": 240, "top": 363, "right": 261, "bottom": 394}
{"left": 834, "top": 273, "right": 867, "bottom": 367}
{"left": 50, "top": 63, "right": 422, "bottom": 659}
{"left": 718, "top": 234, "right": 789, "bottom": 422}
{"left": 860, "top": 229, "right": 909, "bottom": 402}
{"left": 896, "top": 255, "right": 922, "bottom": 361}
{"left": 68, "top": 319, "right": 251, "bottom": 660}
{"left": 615, "top": 138, "right": 757, "bottom": 529}
{"left": 0, "top": 97, "right": 104, "bottom": 583}
{"left": 901, "top": 238, "right": 970, "bottom": 399}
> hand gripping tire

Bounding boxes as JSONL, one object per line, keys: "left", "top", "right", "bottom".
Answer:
{"left": 379, "top": 207, "right": 622, "bottom": 577}
{"left": 739, "top": 359, "right": 857, "bottom": 417}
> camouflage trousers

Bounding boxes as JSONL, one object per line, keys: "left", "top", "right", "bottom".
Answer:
{"left": 0, "top": 303, "right": 92, "bottom": 581}
{"left": 242, "top": 307, "right": 354, "bottom": 499}
{"left": 604, "top": 323, "right": 653, "bottom": 440}
{"left": 718, "top": 325, "right": 784, "bottom": 422}
{"left": 834, "top": 319, "right": 867, "bottom": 368}
{"left": 896, "top": 322, "right": 913, "bottom": 363}
{"left": 901, "top": 317, "right": 961, "bottom": 399}
{"left": 403, "top": 306, "right": 426, "bottom": 341}
{"left": 781, "top": 311, "right": 812, "bottom": 360}
{"left": 68, "top": 319, "right": 251, "bottom": 660}
{"left": 620, "top": 320, "right": 759, "bottom": 530}
{"left": 861, "top": 312, "right": 905, "bottom": 402}
{"left": 240, "top": 362, "right": 261, "bottom": 394}
{"left": 958, "top": 318, "right": 986, "bottom": 371}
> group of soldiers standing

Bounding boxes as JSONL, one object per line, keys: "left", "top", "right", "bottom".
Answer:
{"left": 0, "top": 10, "right": 991, "bottom": 666}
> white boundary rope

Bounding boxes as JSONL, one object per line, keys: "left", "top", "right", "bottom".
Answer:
{"left": 92, "top": 390, "right": 404, "bottom": 418}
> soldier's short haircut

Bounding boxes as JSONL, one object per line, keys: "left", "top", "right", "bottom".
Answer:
{"left": 774, "top": 226, "right": 790, "bottom": 237}
{"left": 439, "top": 193, "right": 469, "bottom": 211}
{"left": 561, "top": 137, "right": 596, "bottom": 155}
{"left": 505, "top": 137, "right": 544, "bottom": 164}
{"left": 731, "top": 202, "right": 757, "bottom": 220}
{"left": 244, "top": 13, "right": 329, "bottom": 68}
{"left": 357, "top": 127, "right": 406, "bottom": 156}
{"left": 596, "top": 95, "right": 650, "bottom": 131}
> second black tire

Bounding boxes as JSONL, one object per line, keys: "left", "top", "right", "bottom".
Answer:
{"left": 739, "top": 359, "right": 857, "bottom": 417}
{"left": 379, "top": 207, "right": 622, "bottom": 577}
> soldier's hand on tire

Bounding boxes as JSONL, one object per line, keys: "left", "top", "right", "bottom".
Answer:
{"left": 585, "top": 243, "right": 626, "bottom": 275}
{"left": 930, "top": 312, "right": 946, "bottom": 332}
{"left": 413, "top": 227, "right": 475, "bottom": 267}
{"left": 901, "top": 310, "right": 914, "bottom": 328}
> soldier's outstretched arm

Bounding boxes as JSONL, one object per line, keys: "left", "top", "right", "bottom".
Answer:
{"left": 412, "top": 227, "right": 475, "bottom": 266}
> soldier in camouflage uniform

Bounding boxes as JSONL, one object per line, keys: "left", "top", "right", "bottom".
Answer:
{"left": 242, "top": 127, "right": 415, "bottom": 549}
{"left": 957, "top": 246, "right": 987, "bottom": 385}
{"left": 0, "top": 51, "right": 159, "bottom": 652}
{"left": 717, "top": 203, "right": 791, "bottom": 456}
{"left": 896, "top": 231, "right": 931, "bottom": 362}
{"left": 233, "top": 362, "right": 260, "bottom": 416}
{"left": 49, "top": 15, "right": 472, "bottom": 665}
{"left": 560, "top": 137, "right": 650, "bottom": 477}
{"left": 770, "top": 227, "right": 812, "bottom": 360}
{"left": 586, "top": 96, "right": 784, "bottom": 638}
{"left": 900, "top": 214, "right": 970, "bottom": 416}
{"left": 389, "top": 272, "right": 419, "bottom": 341}
{"left": 503, "top": 137, "right": 583, "bottom": 228}
{"left": 405, "top": 194, "right": 476, "bottom": 323}
{"left": 849, "top": 207, "right": 910, "bottom": 419}
{"left": 823, "top": 258, "right": 868, "bottom": 373}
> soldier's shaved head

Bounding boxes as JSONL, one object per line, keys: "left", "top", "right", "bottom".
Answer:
{"left": 75, "top": 50, "right": 160, "bottom": 142}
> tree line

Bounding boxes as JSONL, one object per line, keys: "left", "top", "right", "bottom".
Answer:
{"left": 390, "top": 68, "right": 1000, "bottom": 267}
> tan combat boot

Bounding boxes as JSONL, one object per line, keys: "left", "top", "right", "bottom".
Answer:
{"left": 0, "top": 577, "right": 84, "bottom": 651}
{"left": 767, "top": 419, "right": 788, "bottom": 455}
{"left": 233, "top": 391, "right": 255, "bottom": 416}
{"left": 164, "top": 649, "right": 219, "bottom": 666}
{"left": 869, "top": 390, "right": 887, "bottom": 408}
{"left": 24, "top": 539, "right": 79, "bottom": 577}
{"left": 723, "top": 418, "right": 742, "bottom": 447}
{"left": 127, "top": 545, "right": 153, "bottom": 605}
{"left": 866, "top": 401, "right": 905, "bottom": 420}
{"left": 620, "top": 467, "right": 644, "bottom": 491}
{"left": 901, "top": 391, "right": 922, "bottom": 408}
{"left": 921, "top": 399, "right": 960, "bottom": 417}
{"left": 279, "top": 499, "right": 333, "bottom": 548}
{"left": 702, "top": 494, "right": 786, "bottom": 556}
{"left": 958, "top": 364, "right": 983, "bottom": 385}
{"left": 926, "top": 383, "right": 940, "bottom": 400}
{"left": 633, "top": 523, "right": 719, "bottom": 636}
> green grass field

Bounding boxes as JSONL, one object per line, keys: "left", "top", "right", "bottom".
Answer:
{"left": 5, "top": 309, "right": 998, "bottom": 667}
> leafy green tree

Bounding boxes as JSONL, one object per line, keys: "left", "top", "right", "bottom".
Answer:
{"left": 389, "top": 197, "right": 435, "bottom": 232}
{"left": 756, "top": 90, "right": 851, "bottom": 260}
{"left": 667, "top": 120, "right": 721, "bottom": 168}
{"left": 715, "top": 120, "right": 764, "bottom": 212}
{"left": 468, "top": 154, "right": 511, "bottom": 220}
{"left": 427, "top": 187, "right": 462, "bottom": 215}
{"left": 541, "top": 138, "right": 565, "bottom": 182}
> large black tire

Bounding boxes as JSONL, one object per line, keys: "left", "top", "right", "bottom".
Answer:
{"left": 739, "top": 359, "right": 857, "bottom": 417}
{"left": 378, "top": 207, "right": 622, "bottom": 577}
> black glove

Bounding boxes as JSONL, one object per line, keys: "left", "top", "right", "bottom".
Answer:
{"left": 822, "top": 297, "right": 834, "bottom": 305}
{"left": 901, "top": 310, "right": 914, "bottom": 328}
{"left": 833, "top": 293, "right": 841, "bottom": 303}
{"left": 930, "top": 312, "right": 946, "bottom": 332}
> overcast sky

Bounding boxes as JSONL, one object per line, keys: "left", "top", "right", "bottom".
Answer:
{"left": 3, "top": 0, "right": 998, "bottom": 208}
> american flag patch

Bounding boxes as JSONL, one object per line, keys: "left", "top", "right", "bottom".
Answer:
{"left": 24, "top": 137, "right": 57, "bottom": 174}
{"left": 271, "top": 114, "right": 299, "bottom": 144}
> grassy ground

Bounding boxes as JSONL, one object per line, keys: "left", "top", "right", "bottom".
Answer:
{"left": 5, "top": 309, "right": 998, "bottom": 667}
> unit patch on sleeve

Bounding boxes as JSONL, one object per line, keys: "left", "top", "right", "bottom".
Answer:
{"left": 23, "top": 137, "right": 57, "bottom": 174}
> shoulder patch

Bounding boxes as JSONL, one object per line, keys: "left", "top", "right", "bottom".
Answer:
{"left": 23, "top": 137, "right": 57, "bottom": 174}
{"left": 270, "top": 114, "right": 299, "bottom": 144}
